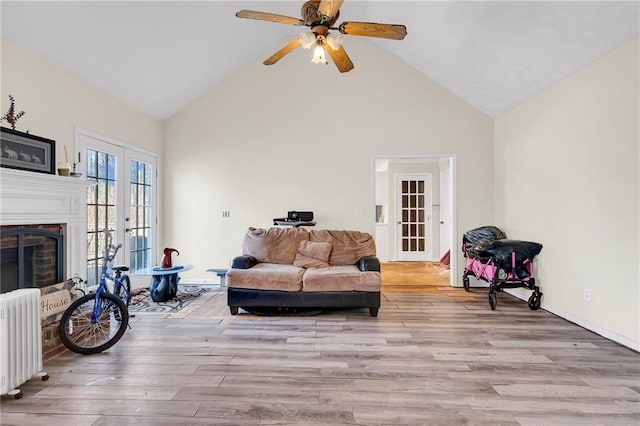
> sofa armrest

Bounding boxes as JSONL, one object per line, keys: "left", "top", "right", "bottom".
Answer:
{"left": 232, "top": 255, "right": 258, "bottom": 269}
{"left": 358, "top": 256, "right": 380, "bottom": 272}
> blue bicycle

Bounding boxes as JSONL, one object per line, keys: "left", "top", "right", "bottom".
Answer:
{"left": 59, "top": 231, "right": 131, "bottom": 355}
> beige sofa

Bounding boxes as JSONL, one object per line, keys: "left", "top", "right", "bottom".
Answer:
{"left": 227, "top": 227, "right": 381, "bottom": 316}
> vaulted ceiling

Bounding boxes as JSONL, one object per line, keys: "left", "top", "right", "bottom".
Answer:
{"left": 1, "top": 1, "right": 638, "bottom": 120}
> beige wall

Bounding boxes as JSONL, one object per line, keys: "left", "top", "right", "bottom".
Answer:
{"left": 1, "top": 39, "right": 162, "bottom": 167}
{"left": 495, "top": 38, "right": 640, "bottom": 348}
{"left": 163, "top": 37, "right": 494, "bottom": 280}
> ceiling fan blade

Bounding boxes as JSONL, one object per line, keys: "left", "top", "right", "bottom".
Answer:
{"left": 326, "top": 44, "right": 354, "bottom": 73}
{"left": 339, "top": 21, "right": 407, "bottom": 40}
{"left": 318, "top": 0, "right": 344, "bottom": 19}
{"left": 263, "top": 38, "right": 302, "bottom": 66}
{"left": 236, "top": 10, "right": 303, "bottom": 26}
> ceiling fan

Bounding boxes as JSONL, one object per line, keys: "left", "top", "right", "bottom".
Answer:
{"left": 236, "top": 0, "right": 407, "bottom": 73}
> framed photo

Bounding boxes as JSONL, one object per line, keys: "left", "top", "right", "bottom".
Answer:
{"left": 1, "top": 127, "right": 55, "bottom": 174}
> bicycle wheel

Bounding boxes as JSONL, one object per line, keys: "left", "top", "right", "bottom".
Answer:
{"left": 58, "top": 292, "right": 129, "bottom": 355}
{"left": 115, "top": 275, "right": 131, "bottom": 306}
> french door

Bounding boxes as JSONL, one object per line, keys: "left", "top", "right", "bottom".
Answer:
{"left": 395, "top": 173, "right": 433, "bottom": 261}
{"left": 77, "top": 130, "right": 157, "bottom": 286}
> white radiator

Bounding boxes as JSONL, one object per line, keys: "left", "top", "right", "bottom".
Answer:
{"left": 0, "top": 288, "right": 48, "bottom": 398}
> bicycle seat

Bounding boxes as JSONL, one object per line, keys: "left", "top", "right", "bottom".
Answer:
{"left": 112, "top": 265, "right": 130, "bottom": 272}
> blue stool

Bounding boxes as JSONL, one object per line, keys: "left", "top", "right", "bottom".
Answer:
{"left": 138, "top": 265, "right": 193, "bottom": 302}
{"left": 150, "top": 273, "right": 180, "bottom": 302}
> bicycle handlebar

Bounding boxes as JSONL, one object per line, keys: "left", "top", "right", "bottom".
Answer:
{"left": 102, "top": 229, "right": 123, "bottom": 262}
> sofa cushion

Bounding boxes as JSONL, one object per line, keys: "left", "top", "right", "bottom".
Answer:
{"left": 227, "top": 263, "right": 304, "bottom": 291}
{"left": 309, "top": 230, "right": 377, "bottom": 266}
{"left": 293, "top": 240, "right": 332, "bottom": 268}
{"left": 242, "top": 227, "right": 309, "bottom": 265}
{"left": 302, "top": 265, "right": 381, "bottom": 292}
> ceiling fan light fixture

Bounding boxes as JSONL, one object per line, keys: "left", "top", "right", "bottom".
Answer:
{"left": 299, "top": 32, "right": 316, "bottom": 49}
{"left": 326, "top": 33, "right": 342, "bottom": 50}
{"left": 311, "top": 40, "right": 328, "bottom": 64}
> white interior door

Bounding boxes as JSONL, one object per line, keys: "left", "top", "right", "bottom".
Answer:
{"left": 395, "top": 174, "right": 432, "bottom": 261}
{"left": 77, "top": 130, "right": 157, "bottom": 286}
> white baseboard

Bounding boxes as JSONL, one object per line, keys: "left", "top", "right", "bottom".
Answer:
{"left": 505, "top": 289, "right": 640, "bottom": 352}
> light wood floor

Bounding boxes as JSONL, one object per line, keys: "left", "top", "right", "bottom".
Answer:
{"left": 2, "top": 262, "right": 639, "bottom": 425}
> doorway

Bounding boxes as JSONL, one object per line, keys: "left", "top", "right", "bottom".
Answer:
{"left": 373, "top": 154, "right": 456, "bottom": 286}
{"left": 76, "top": 128, "right": 158, "bottom": 288}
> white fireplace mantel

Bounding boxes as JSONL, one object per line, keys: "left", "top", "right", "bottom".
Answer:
{"left": 0, "top": 167, "right": 94, "bottom": 279}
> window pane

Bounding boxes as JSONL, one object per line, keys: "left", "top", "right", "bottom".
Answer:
{"left": 107, "top": 180, "right": 116, "bottom": 205}
{"left": 87, "top": 206, "right": 97, "bottom": 232}
{"left": 144, "top": 186, "right": 151, "bottom": 206}
{"left": 98, "top": 181, "right": 107, "bottom": 204}
{"left": 130, "top": 161, "right": 138, "bottom": 184}
{"left": 98, "top": 152, "right": 107, "bottom": 179}
{"left": 138, "top": 163, "right": 145, "bottom": 183}
{"left": 144, "top": 164, "right": 152, "bottom": 185}
{"left": 87, "top": 150, "right": 97, "bottom": 178}
{"left": 107, "top": 206, "right": 116, "bottom": 230}
{"left": 107, "top": 154, "right": 116, "bottom": 180}
{"left": 145, "top": 207, "right": 152, "bottom": 226}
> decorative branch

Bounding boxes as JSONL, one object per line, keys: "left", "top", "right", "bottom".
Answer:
{"left": 1, "top": 95, "right": 25, "bottom": 130}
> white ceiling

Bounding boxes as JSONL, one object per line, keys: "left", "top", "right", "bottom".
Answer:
{"left": 2, "top": 1, "right": 638, "bottom": 121}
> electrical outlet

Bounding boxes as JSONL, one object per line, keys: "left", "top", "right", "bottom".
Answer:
{"left": 222, "top": 210, "right": 231, "bottom": 218}
{"left": 583, "top": 289, "right": 591, "bottom": 301}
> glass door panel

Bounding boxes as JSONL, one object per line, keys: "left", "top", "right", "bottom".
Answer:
{"left": 128, "top": 159, "right": 153, "bottom": 272}
{"left": 396, "top": 173, "right": 432, "bottom": 261}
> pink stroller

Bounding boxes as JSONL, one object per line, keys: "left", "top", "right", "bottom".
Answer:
{"left": 462, "top": 226, "right": 543, "bottom": 310}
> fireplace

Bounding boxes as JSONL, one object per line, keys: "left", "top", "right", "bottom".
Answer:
{"left": 0, "top": 168, "right": 91, "bottom": 279}
{"left": 1, "top": 167, "right": 93, "bottom": 359}
{"left": 1, "top": 224, "right": 64, "bottom": 293}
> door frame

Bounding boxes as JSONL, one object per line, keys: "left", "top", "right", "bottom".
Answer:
{"left": 439, "top": 164, "right": 452, "bottom": 258}
{"left": 394, "top": 173, "right": 433, "bottom": 261}
{"left": 74, "top": 127, "right": 160, "bottom": 285}
{"left": 371, "top": 154, "right": 458, "bottom": 286}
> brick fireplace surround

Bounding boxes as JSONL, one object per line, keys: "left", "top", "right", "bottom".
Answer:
{"left": 0, "top": 167, "right": 92, "bottom": 359}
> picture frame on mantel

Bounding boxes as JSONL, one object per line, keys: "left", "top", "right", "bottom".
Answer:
{"left": 0, "top": 127, "right": 55, "bottom": 174}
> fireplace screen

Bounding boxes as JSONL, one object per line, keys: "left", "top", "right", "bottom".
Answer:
{"left": 0, "top": 225, "right": 64, "bottom": 293}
